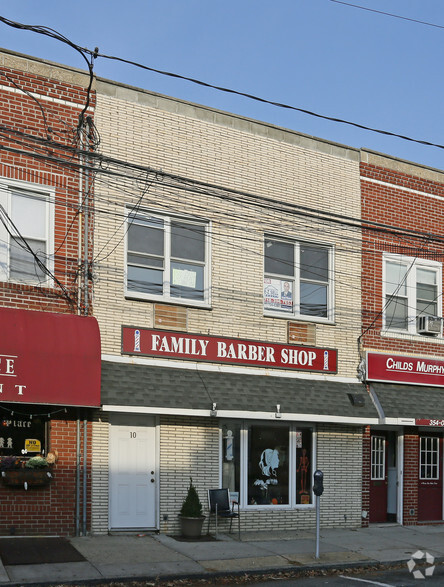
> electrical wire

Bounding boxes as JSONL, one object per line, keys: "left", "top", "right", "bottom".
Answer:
{"left": 0, "top": 16, "right": 95, "bottom": 135}
{"left": 1, "top": 15, "right": 443, "bottom": 153}
{"left": 329, "top": 0, "right": 444, "bottom": 30}
{"left": 0, "top": 204, "right": 77, "bottom": 309}
{"left": 3, "top": 97, "right": 444, "bottom": 336}
{"left": 80, "top": 49, "right": 444, "bottom": 152}
{"left": 3, "top": 127, "right": 444, "bottom": 248}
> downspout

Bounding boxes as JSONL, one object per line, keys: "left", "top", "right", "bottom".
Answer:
{"left": 75, "top": 418, "right": 81, "bottom": 536}
{"left": 83, "top": 418, "right": 88, "bottom": 535}
{"left": 83, "top": 131, "right": 90, "bottom": 316}
{"left": 368, "top": 383, "right": 385, "bottom": 423}
{"left": 78, "top": 122, "right": 84, "bottom": 316}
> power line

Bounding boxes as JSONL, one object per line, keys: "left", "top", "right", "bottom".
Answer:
{"left": 2, "top": 131, "right": 444, "bottom": 248}
{"left": 0, "top": 16, "right": 95, "bottom": 133}
{"left": 81, "top": 51, "right": 444, "bottom": 152}
{"left": 329, "top": 0, "right": 444, "bottom": 30}
{"left": 4, "top": 124, "right": 444, "bottom": 327}
{"left": 1, "top": 16, "right": 443, "bottom": 153}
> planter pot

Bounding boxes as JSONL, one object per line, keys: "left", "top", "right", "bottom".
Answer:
{"left": 179, "top": 515, "right": 206, "bottom": 538}
{"left": 1, "top": 469, "right": 53, "bottom": 488}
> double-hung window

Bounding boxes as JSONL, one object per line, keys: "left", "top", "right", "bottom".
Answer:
{"left": 126, "top": 210, "right": 209, "bottom": 305}
{"left": 383, "top": 254, "right": 442, "bottom": 334}
{"left": 263, "top": 237, "right": 333, "bottom": 321}
{"left": 0, "top": 180, "right": 54, "bottom": 286}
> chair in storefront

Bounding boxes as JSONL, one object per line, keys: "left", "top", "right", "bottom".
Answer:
{"left": 207, "top": 488, "right": 241, "bottom": 540}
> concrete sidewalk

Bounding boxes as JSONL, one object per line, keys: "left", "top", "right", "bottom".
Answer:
{"left": 0, "top": 524, "right": 443, "bottom": 585}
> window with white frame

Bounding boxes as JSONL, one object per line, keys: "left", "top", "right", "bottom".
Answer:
{"left": 420, "top": 436, "right": 439, "bottom": 480}
{"left": 126, "top": 210, "right": 209, "bottom": 305}
{"left": 383, "top": 254, "right": 442, "bottom": 334}
{"left": 221, "top": 421, "right": 314, "bottom": 508}
{"left": 371, "top": 435, "right": 385, "bottom": 480}
{"left": 264, "top": 237, "right": 333, "bottom": 320}
{"left": 0, "top": 181, "right": 54, "bottom": 286}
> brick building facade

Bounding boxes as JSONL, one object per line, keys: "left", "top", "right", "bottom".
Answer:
{"left": 0, "top": 49, "right": 100, "bottom": 536}
{"left": 90, "top": 77, "right": 378, "bottom": 535}
{"left": 4, "top": 48, "right": 444, "bottom": 537}
{"left": 360, "top": 150, "right": 444, "bottom": 525}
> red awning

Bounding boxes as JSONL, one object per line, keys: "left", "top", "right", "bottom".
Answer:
{"left": 0, "top": 308, "right": 101, "bottom": 407}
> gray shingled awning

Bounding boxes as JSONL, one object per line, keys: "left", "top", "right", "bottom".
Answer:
{"left": 372, "top": 383, "right": 444, "bottom": 421}
{"left": 101, "top": 361, "right": 379, "bottom": 423}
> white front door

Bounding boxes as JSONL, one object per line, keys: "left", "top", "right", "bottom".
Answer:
{"left": 109, "top": 415, "right": 157, "bottom": 529}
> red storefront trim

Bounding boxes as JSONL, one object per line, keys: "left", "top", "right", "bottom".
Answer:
{"left": 367, "top": 351, "right": 444, "bottom": 387}
{"left": 122, "top": 327, "right": 338, "bottom": 373}
{"left": 0, "top": 308, "right": 101, "bottom": 406}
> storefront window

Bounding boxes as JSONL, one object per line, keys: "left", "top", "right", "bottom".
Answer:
{"left": 222, "top": 421, "right": 241, "bottom": 497}
{"left": 221, "top": 420, "right": 314, "bottom": 508}
{"left": 248, "top": 424, "right": 289, "bottom": 505}
{"left": 296, "top": 428, "right": 313, "bottom": 504}
{"left": 0, "top": 415, "right": 46, "bottom": 457}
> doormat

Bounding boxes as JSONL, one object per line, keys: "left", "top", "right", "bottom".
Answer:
{"left": 0, "top": 537, "right": 86, "bottom": 565}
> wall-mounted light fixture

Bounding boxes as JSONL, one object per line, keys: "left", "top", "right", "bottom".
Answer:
{"left": 275, "top": 404, "right": 282, "bottom": 418}
{"left": 210, "top": 402, "right": 217, "bottom": 417}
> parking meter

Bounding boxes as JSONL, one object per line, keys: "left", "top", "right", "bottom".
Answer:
{"left": 313, "top": 469, "right": 324, "bottom": 559}
{"left": 313, "top": 469, "right": 324, "bottom": 496}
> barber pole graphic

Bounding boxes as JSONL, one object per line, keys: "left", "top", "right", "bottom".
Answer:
{"left": 134, "top": 329, "right": 141, "bottom": 352}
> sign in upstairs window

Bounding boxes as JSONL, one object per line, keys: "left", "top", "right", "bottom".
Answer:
{"left": 264, "top": 237, "right": 333, "bottom": 321}
{"left": 126, "top": 211, "right": 209, "bottom": 306}
{"left": 384, "top": 254, "right": 441, "bottom": 335}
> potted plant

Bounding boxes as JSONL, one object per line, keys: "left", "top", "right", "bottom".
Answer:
{"left": 179, "top": 477, "right": 205, "bottom": 538}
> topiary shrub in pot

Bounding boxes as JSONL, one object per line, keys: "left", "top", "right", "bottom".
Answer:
{"left": 179, "top": 477, "right": 205, "bottom": 538}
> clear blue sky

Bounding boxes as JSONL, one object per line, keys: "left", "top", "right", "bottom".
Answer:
{"left": 1, "top": 1, "right": 443, "bottom": 171}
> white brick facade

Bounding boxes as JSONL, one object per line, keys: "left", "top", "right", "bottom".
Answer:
{"left": 91, "top": 79, "right": 365, "bottom": 534}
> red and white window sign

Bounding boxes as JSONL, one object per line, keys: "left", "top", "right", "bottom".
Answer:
{"left": 122, "top": 327, "right": 338, "bottom": 373}
{"left": 367, "top": 351, "right": 444, "bottom": 387}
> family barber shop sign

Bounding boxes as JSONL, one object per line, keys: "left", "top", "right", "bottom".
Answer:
{"left": 122, "top": 327, "right": 338, "bottom": 373}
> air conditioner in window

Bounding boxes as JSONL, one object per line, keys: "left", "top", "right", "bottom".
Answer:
{"left": 417, "top": 316, "right": 442, "bottom": 336}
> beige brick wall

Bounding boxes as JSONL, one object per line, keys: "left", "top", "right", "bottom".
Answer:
{"left": 317, "top": 424, "right": 363, "bottom": 527}
{"left": 93, "top": 82, "right": 362, "bottom": 378}
{"left": 91, "top": 416, "right": 362, "bottom": 534}
{"left": 159, "top": 416, "right": 219, "bottom": 535}
{"left": 91, "top": 413, "right": 110, "bottom": 535}
{"left": 159, "top": 419, "right": 363, "bottom": 534}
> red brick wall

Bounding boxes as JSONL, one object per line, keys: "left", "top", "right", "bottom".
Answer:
{"left": 0, "top": 418, "right": 92, "bottom": 536}
{"left": 361, "top": 425, "right": 370, "bottom": 527}
{"left": 360, "top": 162, "right": 444, "bottom": 526}
{"left": 0, "top": 58, "right": 96, "bottom": 535}
{"left": 0, "top": 63, "right": 96, "bottom": 315}
{"left": 360, "top": 162, "right": 444, "bottom": 355}
{"left": 403, "top": 430, "right": 419, "bottom": 525}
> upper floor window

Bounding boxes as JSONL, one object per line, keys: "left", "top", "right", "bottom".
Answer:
{"left": 126, "top": 210, "right": 210, "bottom": 306}
{"left": 0, "top": 180, "right": 54, "bottom": 286}
{"left": 263, "top": 237, "right": 333, "bottom": 321}
{"left": 384, "top": 254, "right": 442, "bottom": 335}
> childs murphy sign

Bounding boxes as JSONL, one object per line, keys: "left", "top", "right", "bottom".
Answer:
{"left": 366, "top": 351, "right": 444, "bottom": 387}
{"left": 122, "top": 327, "right": 338, "bottom": 373}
